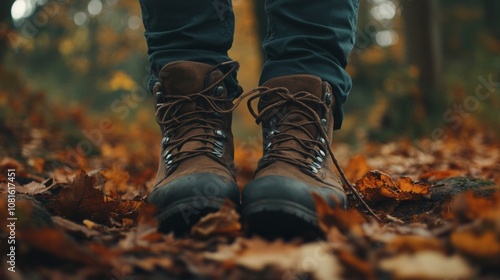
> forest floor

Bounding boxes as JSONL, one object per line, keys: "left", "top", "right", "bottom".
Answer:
{"left": 1, "top": 68, "right": 499, "bottom": 279}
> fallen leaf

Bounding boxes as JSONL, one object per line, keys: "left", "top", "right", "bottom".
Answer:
{"left": 446, "top": 191, "right": 499, "bottom": 222}
{"left": 17, "top": 177, "right": 57, "bottom": 195}
{"left": 53, "top": 216, "right": 101, "bottom": 238}
{"left": 385, "top": 235, "right": 444, "bottom": 254}
{"left": 345, "top": 154, "right": 372, "bottom": 182}
{"left": 52, "top": 170, "right": 113, "bottom": 223}
{"left": 313, "top": 192, "right": 366, "bottom": 236}
{"left": 336, "top": 250, "right": 375, "bottom": 280}
{"left": 83, "top": 219, "right": 111, "bottom": 233}
{"left": 379, "top": 251, "right": 474, "bottom": 280}
{"left": 451, "top": 230, "right": 500, "bottom": 261}
{"left": 418, "top": 169, "right": 467, "bottom": 181}
{"left": 18, "top": 228, "right": 100, "bottom": 265}
{"left": 355, "top": 170, "right": 431, "bottom": 202}
{"left": 100, "top": 166, "right": 131, "bottom": 198}
{"left": 206, "top": 238, "right": 342, "bottom": 279}
{"left": 191, "top": 201, "right": 241, "bottom": 238}
{"left": 130, "top": 257, "right": 174, "bottom": 272}
{"left": 118, "top": 204, "right": 160, "bottom": 250}
{"left": 28, "top": 157, "right": 45, "bottom": 173}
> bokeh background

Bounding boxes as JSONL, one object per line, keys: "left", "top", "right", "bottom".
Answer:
{"left": 1, "top": 0, "right": 499, "bottom": 153}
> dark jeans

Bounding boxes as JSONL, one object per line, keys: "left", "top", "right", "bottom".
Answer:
{"left": 139, "top": 0, "right": 359, "bottom": 129}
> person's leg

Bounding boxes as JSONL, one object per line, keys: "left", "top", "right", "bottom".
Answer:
{"left": 139, "top": 1, "right": 242, "bottom": 234}
{"left": 139, "top": 0, "right": 239, "bottom": 96}
{"left": 243, "top": 0, "right": 359, "bottom": 237}
{"left": 260, "top": 0, "right": 359, "bottom": 129}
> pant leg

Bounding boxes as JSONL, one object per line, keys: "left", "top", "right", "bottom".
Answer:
{"left": 139, "top": 0, "right": 239, "bottom": 96}
{"left": 260, "top": 0, "right": 359, "bottom": 129}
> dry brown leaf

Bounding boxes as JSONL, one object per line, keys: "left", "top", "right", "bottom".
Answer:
{"left": 336, "top": 250, "right": 375, "bottom": 280}
{"left": 447, "top": 191, "right": 499, "bottom": 222}
{"left": 385, "top": 235, "right": 444, "bottom": 254}
{"left": 52, "top": 170, "right": 114, "bottom": 223}
{"left": 28, "top": 157, "right": 45, "bottom": 173}
{"left": 191, "top": 201, "right": 241, "bottom": 238}
{"left": 0, "top": 157, "right": 34, "bottom": 181}
{"left": 345, "top": 154, "right": 372, "bottom": 182}
{"left": 118, "top": 204, "right": 160, "bottom": 250}
{"left": 355, "top": 170, "right": 431, "bottom": 202}
{"left": 18, "top": 228, "right": 100, "bottom": 265}
{"left": 451, "top": 230, "right": 500, "bottom": 260}
{"left": 51, "top": 167, "right": 80, "bottom": 185}
{"left": 206, "top": 238, "right": 342, "bottom": 280}
{"left": 100, "top": 166, "right": 131, "bottom": 198}
{"left": 52, "top": 216, "right": 101, "bottom": 238}
{"left": 205, "top": 238, "right": 298, "bottom": 270}
{"left": 83, "top": 219, "right": 111, "bottom": 233}
{"left": 378, "top": 251, "right": 474, "bottom": 280}
{"left": 17, "top": 177, "right": 58, "bottom": 195}
{"left": 131, "top": 257, "right": 174, "bottom": 272}
{"left": 313, "top": 192, "right": 366, "bottom": 236}
{"left": 418, "top": 169, "right": 467, "bottom": 181}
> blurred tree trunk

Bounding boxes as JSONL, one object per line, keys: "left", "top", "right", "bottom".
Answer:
{"left": 0, "top": 0, "right": 14, "bottom": 61}
{"left": 401, "top": 0, "right": 445, "bottom": 121}
{"left": 483, "top": 0, "right": 500, "bottom": 40}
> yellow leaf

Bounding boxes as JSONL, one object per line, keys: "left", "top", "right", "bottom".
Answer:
{"left": 109, "top": 71, "right": 137, "bottom": 91}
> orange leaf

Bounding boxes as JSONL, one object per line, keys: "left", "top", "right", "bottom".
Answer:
{"left": 355, "top": 170, "right": 431, "bottom": 202}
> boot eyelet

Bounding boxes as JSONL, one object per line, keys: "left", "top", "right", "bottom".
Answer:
{"left": 269, "top": 118, "right": 277, "bottom": 127}
{"left": 213, "top": 86, "right": 225, "bottom": 97}
{"left": 319, "top": 137, "right": 326, "bottom": 145}
{"left": 265, "top": 142, "right": 272, "bottom": 150}
{"left": 212, "top": 148, "right": 223, "bottom": 158}
{"left": 316, "top": 156, "right": 323, "bottom": 163}
{"left": 310, "top": 166, "right": 318, "bottom": 174}
{"left": 324, "top": 92, "right": 332, "bottom": 106}
{"left": 317, "top": 149, "right": 326, "bottom": 157}
{"left": 155, "top": 91, "right": 166, "bottom": 103}
{"left": 161, "top": 136, "right": 170, "bottom": 146}
{"left": 166, "top": 160, "right": 173, "bottom": 166}
{"left": 320, "top": 119, "right": 327, "bottom": 126}
{"left": 163, "top": 150, "right": 173, "bottom": 160}
{"left": 312, "top": 162, "right": 322, "bottom": 169}
{"left": 214, "top": 140, "right": 224, "bottom": 149}
{"left": 214, "top": 129, "right": 226, "bottom": 138}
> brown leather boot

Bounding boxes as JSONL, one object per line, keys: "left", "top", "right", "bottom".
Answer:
{"left": 148, "top": 61, "right": 241, "bottom": 233}
{"left": 242, "top": 74, "right": 346, "bottom": 238}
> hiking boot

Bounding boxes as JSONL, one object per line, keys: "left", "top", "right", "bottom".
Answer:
{"left": 148, "top": 61, "right": 241, "bottom": 234}
{"left": 242, "top": 74, "right": 346, "bottom": 238}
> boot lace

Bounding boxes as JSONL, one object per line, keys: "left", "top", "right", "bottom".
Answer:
{"left": 246, "top": 86, "right": 330, "bottom": 178}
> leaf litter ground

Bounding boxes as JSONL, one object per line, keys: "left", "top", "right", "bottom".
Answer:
{"left": 1, "top": 72, "right": 499, "bottom": 279}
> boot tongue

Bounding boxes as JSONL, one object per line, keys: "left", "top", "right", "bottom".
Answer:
{"left": 260, "top": 75, "right": 325, "bottom": 161}
{"left": 159, "top": 61, "right": 213, "bottom": 96}
{"left": 262, "top": 75, "right": 324, "bottom": 100}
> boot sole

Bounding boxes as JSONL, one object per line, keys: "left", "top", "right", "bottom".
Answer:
{"left": 242, "top": 175, "right": 346, "bottom": 240}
